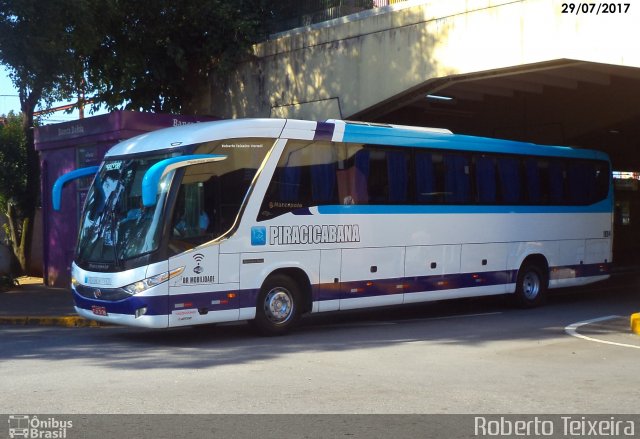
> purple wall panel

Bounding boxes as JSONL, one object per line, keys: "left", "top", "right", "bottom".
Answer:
{"left": 41, "top": 149, "right": 77, "bottom": 286}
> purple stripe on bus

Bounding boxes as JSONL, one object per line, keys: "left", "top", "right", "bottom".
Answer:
{"left": 314, "top": 122, "right": 335, "bottom": 141}
{"left": 73, "top": 262, "right": 610, "bottom": 316}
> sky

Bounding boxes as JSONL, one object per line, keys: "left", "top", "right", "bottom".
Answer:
{"left": 0, "top": 65, "right": 20, "bottom": 115}
{"left": 0, "top": 64, "right": 105, "bottom": 124}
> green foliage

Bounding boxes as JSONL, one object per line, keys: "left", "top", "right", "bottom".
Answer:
{"left": 0, "top": 112, "right": 29, "bottom": 274}
{"left": 0, "top": 0, "right": 91, "bottom": 111}
{"left": 0, "top": 0, "right": 96, "bottom": 273}
{"left": 85, "top": 0, "right": 270, "bottom": 114}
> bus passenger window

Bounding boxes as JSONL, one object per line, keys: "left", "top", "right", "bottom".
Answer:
{"left": 548, "top": 160, "right": 566, "bottom": 204}
{"left": 568, "top": 161, "right": 590, "bottom": 204}
{"left": 337, "top": 145, "right": 369, "bottom": 205}
{"left": 386, "top": 150, "right": 409, "bottom": 203}
{"left": 259, "top": 140, "right": 339, "bottom": 220}
{"left": 497, "top": 157, "right": 521, "bottom": 204}
{"left": 444, "top": 154, "right": 471, "bottom": 204}
{"left": 525, "top": 158, "right": 542, "bottom": 204}
{"left": 415, "top": 152, "right": 436, "bottom": 204}
{"left": 475, "top": 155, "right": 497, "bottom": 204}
{"left": 593, "top": 161, "right": 610, "bottom": 202}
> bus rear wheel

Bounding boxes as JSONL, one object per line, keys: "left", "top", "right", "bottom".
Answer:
{"left": 252, "top": 274, "right": 301, "bottom": 336}
{"left": 514, "top": 263, "right": 547, "bottom": 308}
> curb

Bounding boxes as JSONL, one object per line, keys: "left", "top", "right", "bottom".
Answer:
{"left": 632, "top": 313, "right": 640, "bottom": 336}
{"left": 0, "top": 315, "right": 107, "bottom": 328}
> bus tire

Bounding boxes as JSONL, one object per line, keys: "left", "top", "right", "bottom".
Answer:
{"left": 252, "top": 274, "right": 301, "bottom": 336}
{"left": 514, "top": 263, "right": 547, "bottom": 308}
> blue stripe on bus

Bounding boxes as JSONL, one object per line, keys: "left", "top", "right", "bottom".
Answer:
{"left": 314, "top": 200, "right": 612, "bottom": 215}
{"left": 341, "top": 124, "right": 610, "bottom": 161}
{"left": 73, "top": 263, "right": 610, "bottom": 316}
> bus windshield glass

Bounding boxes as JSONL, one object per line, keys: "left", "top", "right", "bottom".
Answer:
{"left": 76, "top": 137, "right": 276, "bottom": 266}
{"left": 76, "top": 154, "right": 175, "bottom": 265}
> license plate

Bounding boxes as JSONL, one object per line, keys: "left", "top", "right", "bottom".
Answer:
{"left": 91, "top": 305, "right": 108, "bottom": 316}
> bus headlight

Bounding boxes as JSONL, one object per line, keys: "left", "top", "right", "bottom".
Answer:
{"left": 122, "top": 267, "right": 185, "bottom": 295}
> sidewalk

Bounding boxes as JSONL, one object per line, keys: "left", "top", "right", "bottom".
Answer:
{"left": 0, "top": 277, "right": 103, "bottom": 327}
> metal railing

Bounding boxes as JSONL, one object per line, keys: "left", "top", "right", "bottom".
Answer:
{"left": 267, "top": 0, "right": 410, "bottom": 36}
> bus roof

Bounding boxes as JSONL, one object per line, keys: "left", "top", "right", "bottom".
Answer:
{"left": 105, "top": 118, "right": 609, "bottom": 161}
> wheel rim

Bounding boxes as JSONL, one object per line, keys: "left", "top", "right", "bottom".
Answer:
{"left": 522, "top": 271, "right": 541, "bottom": 300}
{"left": 263, "top": 287, "right": 294, "bottom": 324}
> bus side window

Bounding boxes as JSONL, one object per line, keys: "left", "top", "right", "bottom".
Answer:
{"left": 548, "top": 159, "right": 566, "bottom": 204}
{"left": 386, "top": 150, "right": 409, "bottom": 204}
{"left": 444, "top": 153, "right": 471, "bottom": 204}
{"left": 365, "top": 147, "right": 410, "bottom": 204}
{"left": 593, "top": 161, "right": 610, "bottom": 202}
{"left": 258, "top": 140, "right": 339, "bottom": 220}
{"left": 170, "top": 181, "right": 211, "bottom": 249}
{"left": 475, "top": 155, "right": 497, "bottom": 204}
{"left": 568, "top": 161, "right": 590, "bottom": 204}
{"left": 366, "top": 148, "right": 388, "bottom": 203}
{"left": 310, "top": 157, "right": 337, "bottom": 205}
{"left": 280, "top": 167, "right": 301, "bottom": 202}
{"left": 497, "top": 156, "right": 521, "bottom": 204}
{"left": 337, "top": 147, "right": 370, "bottom": 205}
{"left": 415, "top": 152, "right": 436, "bottom": 204}
{"left": 525, "top": 158, "right": 542, "bottom": 204}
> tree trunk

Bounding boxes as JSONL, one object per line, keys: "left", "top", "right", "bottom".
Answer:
{"left": 6, "top": 203, "right": 29, "bottom": 274}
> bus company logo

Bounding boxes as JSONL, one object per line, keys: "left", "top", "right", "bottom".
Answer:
{"left": 7, "top": 415, "right": 73, "bottom": 438}
{"left": 269, "top": 224, "right": 360, "bottom": 245}
{"left": 251, "top": 226, "right": 267, "bottom": 246}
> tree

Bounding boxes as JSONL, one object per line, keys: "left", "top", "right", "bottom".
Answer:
{"left": 0, "top": 0, "right": 92, "bottom": 273}
{"left": 0, "top": 0, "right": 297, "bottom": 273}
{"left": 0, "top": 112, "right": 28, "bottom": 272}
{"left": 85, "top": 0, "right": 269, "bottom": 114}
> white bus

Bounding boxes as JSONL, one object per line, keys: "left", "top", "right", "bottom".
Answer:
{"left": 53, "top": 119, "right": 612, "bottom": 334}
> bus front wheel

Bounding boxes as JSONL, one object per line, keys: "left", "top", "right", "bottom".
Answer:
{"left": 252, "top": 274, "right": 301, "bottom": 336}
{"left": 514, "top": 263, "right": 547, "bottom": 308}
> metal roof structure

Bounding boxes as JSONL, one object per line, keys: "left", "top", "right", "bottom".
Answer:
{"left": 353, "top": 59, "right": 640, "bottom": 170}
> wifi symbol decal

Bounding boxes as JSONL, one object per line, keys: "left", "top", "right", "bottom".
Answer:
{"left": 193, "top": 253, "right": 205, "bottom": 274}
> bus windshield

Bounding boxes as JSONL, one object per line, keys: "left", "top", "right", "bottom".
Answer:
{"left": 76, "top": 154, "right": 175, "bottom": 265}
{"left": 76, "top": 137, "right": 276, "bottom": 267}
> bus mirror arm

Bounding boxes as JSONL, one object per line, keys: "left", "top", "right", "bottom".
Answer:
{"left": 52, "top": 166, "right": 100, "bottom": 211}
{"left": 141, "top": 154, "right": 227, "bottom": 207}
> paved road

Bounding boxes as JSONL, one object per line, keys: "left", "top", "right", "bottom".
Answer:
{"left": 1, "top": 275, "right": 638, "bottom": 414}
